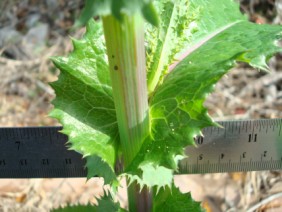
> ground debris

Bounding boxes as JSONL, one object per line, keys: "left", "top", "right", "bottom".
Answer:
{"left": 0, "top": 0, "right": 282, "bottom": 211}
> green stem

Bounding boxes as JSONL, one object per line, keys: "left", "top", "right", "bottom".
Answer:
{"left": 103, "top": 14, "right": 150, "bottom": 211}
{"left": 102, "top": 14, "right": 150, "bottom": 211}
{"left": 102, "top": 14, "right": 149, "bottom": 167}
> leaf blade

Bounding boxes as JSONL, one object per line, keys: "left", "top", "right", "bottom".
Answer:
{"left": 50, "top": 20, "right": 119, "bottom": 181}
{"left": 150, "top": 0, "right": 282, "bottom": 171}
{"left": 153, "top": 184, "right": 203, "bottom": 212}
{"left": 125, "top": 0, "right": 282, "bottom": 190}
{"left": 52, "top": 193, "right": 125, "bottom": 212}
{"left": 146, "top": 0, "right": 193, "bottom": 93}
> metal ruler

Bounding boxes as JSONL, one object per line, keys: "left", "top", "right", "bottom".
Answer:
{"left": 0, "top": 119, "right": 281, "bottom": 178}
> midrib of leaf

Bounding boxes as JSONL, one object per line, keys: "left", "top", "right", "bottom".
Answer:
{"left": 147, "top": 2, "right": 177, "bottom": 94}
{"left": 169, "top": 20, "right": 243, "bottom": 71}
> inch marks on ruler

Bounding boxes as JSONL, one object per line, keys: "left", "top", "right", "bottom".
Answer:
{"left": 180, "top": 119, "right": 282, "bottom": 174}
{"left": 0, "top": 119, "right": 281, "bottom": 178}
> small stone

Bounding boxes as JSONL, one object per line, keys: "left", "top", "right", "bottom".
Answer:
{"left": 22, "top": 23, "right": 49, "bottom": 56}
{"left": 0, "top": 27, "right": 22, "bottom": 46}
{"left": 25, "top": 14, "right": 40, "bottom": 28}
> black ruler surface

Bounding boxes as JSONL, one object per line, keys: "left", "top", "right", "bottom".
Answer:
{"left": 0, "top": 127, "right": 86, "bottom": 178}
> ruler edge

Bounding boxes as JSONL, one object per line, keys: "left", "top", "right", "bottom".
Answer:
{"left": 0, "top": 118, "right": 281, "bottom": 178}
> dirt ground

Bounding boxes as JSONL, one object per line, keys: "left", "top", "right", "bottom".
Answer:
{"left": 0, "top": 0, "right": 282, "bottom": 211}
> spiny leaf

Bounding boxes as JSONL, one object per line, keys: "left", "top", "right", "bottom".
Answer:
{"left": 123, "top": 0, "right": 282, "bottom": 190}
{"left": 86, "top": 155, "right": 116, "bottom": 185}
{"left": 147, "top": 0, "right": 247, "bottom": 93}
{"left": 75, "top": 0, "right": 159, "bottom": 27}
{"left": 153, "top": 184, "right": 203, "bottom": 212}
{"left": 146, "top": 0, "right": 196, "bottom": 93}
{"left": 124, "top": 149, "right": 174, "bottom": 190}
{"left": 52, "top": 204, "right": 96, "bottom": 212}
{"left": 51, "top": 0, "right": 282, "bottom": 195}
{"left": 183, "top": 0, "right": 247, "bottom": 48}
{"left": 150, "top": 0, "right": 282, "bottom": 169}
{"left": 52, "top": 193, "right": 126, "bottom": 212}
{"left": 49, "top": 20, "right": 119, "bottom": 179}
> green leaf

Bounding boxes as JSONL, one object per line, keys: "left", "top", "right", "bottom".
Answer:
{"left": 124, "top": 0, "right": 282, "bottom": 189}
{"left": 86, "top": 156, "right": 116, "bottom": 185}
{"left": 146, "top": 0, "right": 195, "bottom": 93}
{"left": 75, "top": 0, "right": 109, "bottom": 27}
{"left": 49, "top": 20, "right": 119, "bottom": 179}
{"left": 51, "top": 0, "right": 282, "bottom": 197}
{"left": 183, "top": 0, "right": 247, "bottom": 47}
{"left": 75, "top": 0, "right": 159, "bottom": 27}
{"left": 153, "top": 184, "right": 203, "bottom": 212}
{"left": 146, "top": 0, "right": 247, "bottom": 93}
{"left": 52, "top": 193, "right": 126, "bottom": 212}
{"left": 124, "top": 139, "right": 174, "bottom": 189}
{"left": 150, "top": 0, "right": 282, "bottom": 168}
{"left": 52, "top": 204, "right": 96, "bottom": 212}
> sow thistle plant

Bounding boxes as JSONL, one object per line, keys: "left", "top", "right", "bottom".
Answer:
{"left": 50, "top": 0, "right": 282, "bottom": 211}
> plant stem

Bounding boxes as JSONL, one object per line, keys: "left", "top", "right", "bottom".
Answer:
{"left": 102, "top": 14, "right": 149, "bottom": 167}
{"left": 127, "top": 182, "right": 152, "bottom": 212}
{"left": 102, "top": 14, "right": 150, "bottom": 211}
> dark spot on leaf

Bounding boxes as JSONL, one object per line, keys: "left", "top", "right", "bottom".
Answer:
{"left": 112, "top": 55, "right": 115, "bottom": 58}
{"left": 114, "top": 65, "right": 118, "bottom": 71}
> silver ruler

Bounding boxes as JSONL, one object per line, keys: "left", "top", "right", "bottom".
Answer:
{"left": 180, "top": 118, "right": 282, "bottom": 174}
{"left": 0, "top": 119, "right": 281, "bottom": 178}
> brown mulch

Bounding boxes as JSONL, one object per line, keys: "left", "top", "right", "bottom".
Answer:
{"left": 0, "top": 0, "right": 282, "bottom": 211}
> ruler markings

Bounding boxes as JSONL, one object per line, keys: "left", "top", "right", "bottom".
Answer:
{"left": 182, "top": 118, "right": 282, "bottom": 174}
{"left": 0, "top": 119, "right": 282, "bottom": 178}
